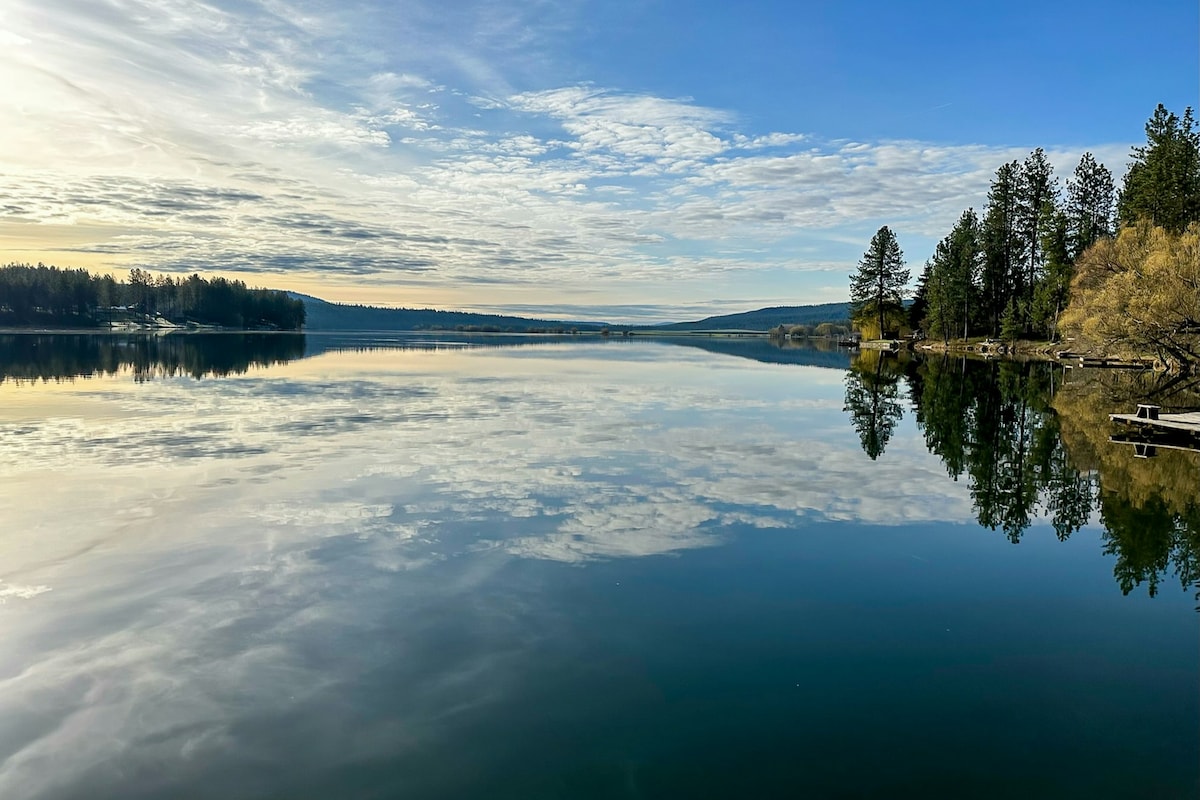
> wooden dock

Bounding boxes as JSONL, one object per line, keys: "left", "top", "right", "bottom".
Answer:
{"left": 1058, "top": 353, "right": 1153, "bottom": 370}
{"left": 1109, "top": 406, "right": 1200, "bottom": 458}
{"left": 1109, "top": 433, "right": 1200, "bottom": 458}
{"left": 1109, "top": 405, "right": 1200, "bottom": 434}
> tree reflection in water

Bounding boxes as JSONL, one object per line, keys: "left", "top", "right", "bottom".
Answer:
{"left": 1055, "top": 369, "right": 1200, "bottom": 600}
{"left": 845, "top": 350, "right": 1200, "bottom": 604}
{"left": 842, "top": 349, "right": 905, "bottom": 460}
{"left": 0, "top": 333, "right": 307, "bottom": 383}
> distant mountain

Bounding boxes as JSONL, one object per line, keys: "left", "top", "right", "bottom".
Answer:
{"left": 293, "top": 293, "right": 851, "bottom": 333}
{"left": 648, "top": 302, "right": 851, "bottom": 331}
{"left": 293, "top": 293, "right": 608, "bottom": 332}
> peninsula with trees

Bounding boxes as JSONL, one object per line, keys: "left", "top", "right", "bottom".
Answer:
{"left": 851, "top": 103, "right": 1200, "bottom": 372}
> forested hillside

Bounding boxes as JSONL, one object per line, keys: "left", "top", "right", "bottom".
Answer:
{"left": 650, "top": 302, "right": 851, "bottom": 331}
{"left": 297, "top": 294, "right": 605, "bottom": 332}
{"left": 0, "top": 265, "right": 305, "bottom": 330}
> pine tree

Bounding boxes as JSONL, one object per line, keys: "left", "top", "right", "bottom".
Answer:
{"left": 1066, "top": 152, "right": 1115, "bottom": 259}
{"left": 925, "top": 209, "right": 980, "bottom": 343}
{"left": 924, "top": 253, "right": 953, "bottom": 344}
{"left": 1030, "top": 210, "right": 1071, "bottom": 339}
{"left": 850, "top": 226, "right": 909, "bottom": 339}
{"left": 980, "top": 161, "right": 1025, "bottom": 335}
{"left": 1014, "top": 148, "right": 1059, "bottom": 328}
{"left": 908, "top": 263, "right": 930, "bottom": 333}
{"left": 1000, "top": 297, "right": 1021, "bottom": 347}
{"left": 1117, "top": 104, "right": 1200, "bottom": 232}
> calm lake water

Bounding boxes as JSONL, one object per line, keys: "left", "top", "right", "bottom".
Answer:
{"left": 1, "top": 333, "right": 1197, "bottom": 799}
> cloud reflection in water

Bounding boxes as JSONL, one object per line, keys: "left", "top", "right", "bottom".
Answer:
{"left": 0, "top": 342, "right": 980, "bottom": 799}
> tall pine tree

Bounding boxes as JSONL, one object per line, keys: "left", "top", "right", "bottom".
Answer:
{"left": 850, "top": 226, "right": 909, "bottom": 339}
{"left": 980, "top": 161, "right": 1024, "bottom": 336}
{"left": 1014, "top": 148, "right": 1059, "bottom": 330}
{"left": 1065, "top": 152, "right": 1114, "bottom": 259}
{"left": 908, "top": 264, "right": 930, "bottom": 332}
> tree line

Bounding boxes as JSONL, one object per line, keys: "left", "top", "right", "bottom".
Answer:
{"left": 849, "top": 103, "right": 1200, "bottom": 367}
{"left": 0, "top": 264, "right": 306, "bottom": 330}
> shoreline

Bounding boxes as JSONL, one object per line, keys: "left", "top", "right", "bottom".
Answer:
{"left": 0, "top": 327, "right": 1175, "bottom": 370}
{"left": 913, "top": 338, "right": 1164, "bottom": 370}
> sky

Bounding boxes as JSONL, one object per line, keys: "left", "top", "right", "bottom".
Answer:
{"left": 1, "top": 0, "right": 1196, "bottom": 322}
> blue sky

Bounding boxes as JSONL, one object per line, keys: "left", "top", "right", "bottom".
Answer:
{"left": 0, "top": 0, "right": 1196, "bottom": 321}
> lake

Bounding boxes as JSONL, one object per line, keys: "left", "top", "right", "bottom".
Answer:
{"left": 0, "top": 333, "right": 1196, "bottom": 799}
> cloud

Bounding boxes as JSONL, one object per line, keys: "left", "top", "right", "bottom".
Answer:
{"left": 234, "top": 113, "right": 394, "bottom": 149}
{"left": 507, "top": 87, "right": 733, "bottom": 166}
{"left": 0, "top": 0, "right": 1134, "bottom": 317}
{"left": 0, "top": 581, "right": 52, "bottom": 601}
{"left": 733, "top": 132, "right": 809, "bottom": 150}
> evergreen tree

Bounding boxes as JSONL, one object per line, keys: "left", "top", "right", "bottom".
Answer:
{"left": 1000, "top": 297, "right": 1021, "bottom": 347}
{"left": 1066, "top": 152, "right": 1115, "bottom": 259}
{"left": 925, "top": 209, "right": 980, "bottom": 343}
{"left": 1117, "top": 104, "right": 1200, "bottom": 232}
{"left": 1030, "top": 210, "right": 1072, "bottom": 340}
{"left": 1014, "top": 148, "right": 1059, "bottom": 329}
{"left": 908, "top": 263, "right": 930, "bottom": 332}
{"left": 980, "top": 161, "right": 1025, "bottom": 336}
{"left": 923, "top": 255, "right": 950, "bottom": 344}
{"left": 850, "top": 225, "right": 909, "bottom": 339}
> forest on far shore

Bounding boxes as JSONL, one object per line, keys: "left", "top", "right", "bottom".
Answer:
{"left": 0, "top": 266, "right": 305, "bottom": 331}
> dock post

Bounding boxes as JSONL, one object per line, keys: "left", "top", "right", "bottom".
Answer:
{"left": 1135, "top": 404, "right": 1160, "bottom": 420}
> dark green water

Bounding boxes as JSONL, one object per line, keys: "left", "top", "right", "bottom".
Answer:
{"left": 0, "top": 334, "right": 1195, "bottom": 799}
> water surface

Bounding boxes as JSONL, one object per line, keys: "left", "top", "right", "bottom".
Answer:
{"left": 0, "top": 333, "right": 1195, "bottom": 799}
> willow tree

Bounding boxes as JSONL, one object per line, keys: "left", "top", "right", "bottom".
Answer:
{"left": 1059, "top": 222, "right": 1200, "bottom": 370}
{"left": 850, "top": 226, "right": 909, "bottom": 339}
